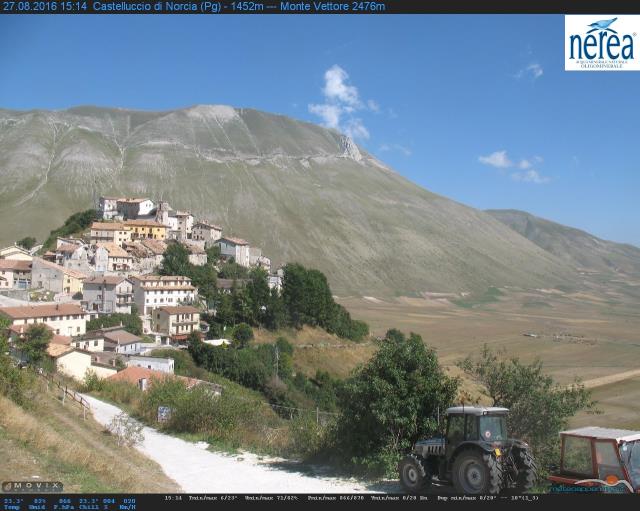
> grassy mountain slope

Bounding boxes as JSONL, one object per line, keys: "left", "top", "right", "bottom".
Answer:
{"left": 0, "top": 388, "right": 178, "bottom": 492}
{"left": 487, "top": 209, "right": 640, "bottom": 276}
{"left": 0, "top": 106, "right": 575, "bottom": 295}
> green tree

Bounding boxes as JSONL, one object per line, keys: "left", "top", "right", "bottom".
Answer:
{"left": 245, "top": 268, "right": 270, "bottom": 324}
{"left": 160, "top": 243, "right": 191, "bottom": 277}
{"left": 41, "top": 209, "right": 98, "bottom": 252}
{"left": 0, "top": 317, "right": 34, "bottom": 405}
{"left": 17, "top": 237, "right": 37, "bottom": 251}
{"left": 458, "top": 346, "right": 596, "bottom": 471}
{"left": 17, "top": 324, "right": 53, "bottom": 366}
{"left": 231, "top": 323, "right": 254, "bottom": 349}
{"left": 332, "top": 329, "right": 458, "bottom": 475}
{"left": 206, "top": 244, "right": 221, "bottom": 263}
{"left": 263, "top": 290, "right": 288, "bottom": 331}
{"left": 219, "top": 259, "right": 248, "bottom": 280}
{"left": 86, "top": 313, "right": 143, "bottom": 336}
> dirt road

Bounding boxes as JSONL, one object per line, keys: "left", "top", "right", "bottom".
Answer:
{"left": 582, "top": 369, "right": 640, "bottom": 389}
{"left": 81, "top": 394, "right": 389, "bottom": 493}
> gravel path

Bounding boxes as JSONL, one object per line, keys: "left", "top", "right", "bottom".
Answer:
{"left": 82, "top": 394, "right": 385, "bottom": 493}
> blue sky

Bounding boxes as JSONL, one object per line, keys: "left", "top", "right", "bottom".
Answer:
{"left": 1, "top": 15, "right": 639, "bottom": 245}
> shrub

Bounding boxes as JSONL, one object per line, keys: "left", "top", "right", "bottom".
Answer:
{"left": 459, "top": 346, "right": 597, "bottom": 473}
{"left": 331, "top": 329, "right": 458, "bottom": 476}
{"left": 87, "top": 313, "right": 142, "bottom": 336}
{"left": 17, "top": 237, "right": 36, "bottom": 250}
{"left": 108, "top": 412, "right": 145, "bottom": 447}
{"left": 231, "top": 323, "right": 254, "bottom": 349}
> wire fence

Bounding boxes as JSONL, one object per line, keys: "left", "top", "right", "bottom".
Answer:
{"left": 264, "top": 402, "right": 339, "bottom": 425}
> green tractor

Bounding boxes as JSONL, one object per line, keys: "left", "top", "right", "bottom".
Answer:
{"left": 399, "top": 406, "right": 537, "bottom": 494}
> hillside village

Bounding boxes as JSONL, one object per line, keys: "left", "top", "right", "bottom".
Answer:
{"left": 0, "top": 196, "right": 284, "bottom": 388}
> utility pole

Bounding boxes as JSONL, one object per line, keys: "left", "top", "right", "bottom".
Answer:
{"left": 274, "top": 345, "right": 279, "bottom": 377}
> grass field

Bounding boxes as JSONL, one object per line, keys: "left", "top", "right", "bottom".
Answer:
{"left": 0, "top": 378, "right": 179, "bottom": 493}
{"left": 332, "top": 286, "right": 640, "bottom": 430}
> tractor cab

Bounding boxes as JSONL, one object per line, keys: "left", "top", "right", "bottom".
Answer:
{"left": 549, "top": 427, "right": 640, "bottom": 493}
{"left": 445, "top": 406, "right": 509, "bottom": 448}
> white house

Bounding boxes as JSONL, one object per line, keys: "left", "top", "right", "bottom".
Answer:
{"left": 30, "top": 257, "right": 87, "bottom": 295}
{"left": 116, "top": 198, "right": 155, "bottom": 219}
{"left": 47, "top": 344, "right": 117, "bottom": 381}
{"left": 172, "top": 211, "right": 194, "bottom": 240}
{"left": 130, "top": 275, "right": 197, "bottom": 316}
{"left": 101, "top": 327, "right": 142, "bottom": 355}
{"left": 152, "top": 305, "right": 201, "bottom": 343}
{"left": 0, "top": 260, "right": 31, "bottom": 289}
{"left": 216, "top": 237, "right": 250, "bottom": 267}
{"left": 82, "top": 275, "right": 134, "bottom": 314}
{"left": 90, "top": 222, "right": 132, "bottom": 247}
{"left": 192, "top": 221, "right": 223, "bottom": 246}
{"left": 184, "top": 242, "right": 207, "bottom": 266}
{"left": 249, "top": 247, "right": 271, "bottom": 271}
{"left": 0, "top": 245, "right": 33, "bottom": 261}
{"left": 127, "top": 356, "right": 174, "bottom": 374}
{"left": 98, "top": 196, "right": 122, "bottom": 220}
{"left": 95, "top": 242, "right": 134, "bottom": 272}
{"left": 0, "top": 303, "right": 89, "bottom": 337}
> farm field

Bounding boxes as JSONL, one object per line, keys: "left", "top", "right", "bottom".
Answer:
{"left": 338, "top": 287, "right": 640, "bottom": 430}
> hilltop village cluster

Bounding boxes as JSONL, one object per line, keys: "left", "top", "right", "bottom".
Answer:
{"left": 0, "top": 196, "right": 282, "bottom": 386}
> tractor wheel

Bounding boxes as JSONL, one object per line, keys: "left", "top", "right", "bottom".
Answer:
{"left": 452, "top": 449, "right": 504, "bottom": 494}
{"left": 513, "top": 449, "right": 538, "bottom": 492}
{"left": 399, "top": 454, "right": 431, "bottom": 494}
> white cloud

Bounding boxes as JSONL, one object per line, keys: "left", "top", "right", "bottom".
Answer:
{"left": 344, "top": 118, "right": 370, "bottom": 140}
{"left": 308, "top": 65, "right": 379, "bottom": 140}
{"left": 511, "top": 169, "right": 550, "bottom": 184}
{"left": 323, "top": 65, "right": 361, "bottom": 107}
{"left": 379, "top": 143, "right": 411, "bottom": 156}
{"left": 479, "top": 149, "right": 550, "bottom": 184}
{"left": 515, "top": 62, "right": 544, "bottom": 80}
{"left": 308, "top": 103, "right": 341, "bottom": 130}
{"left": 478, "top": 150, "right": 512, "bottom": 169}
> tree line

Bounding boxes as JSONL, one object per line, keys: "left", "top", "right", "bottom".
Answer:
{"left": 160, "top": 243, "right": 369, "bottom": 343}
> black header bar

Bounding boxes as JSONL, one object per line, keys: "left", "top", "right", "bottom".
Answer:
{"left": 1, "top": 0, "right": 640, "bottom": 15}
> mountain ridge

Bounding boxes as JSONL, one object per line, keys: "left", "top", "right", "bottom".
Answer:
{"left": 487, "top": 209, "right": 640, "bottom": 277}
{"left": 0, "top": 105, "right": 576, "bottom": 296}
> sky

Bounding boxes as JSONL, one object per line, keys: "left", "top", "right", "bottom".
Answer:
{"left": 0, "top": 14, "right": 639, "bottom": 246}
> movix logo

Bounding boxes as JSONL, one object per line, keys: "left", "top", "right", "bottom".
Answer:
{"left": 565, "top": 15, "right": 639, "bottom": 71}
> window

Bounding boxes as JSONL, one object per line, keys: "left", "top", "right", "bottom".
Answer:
{"left": 94, "top": 340, "right": 98, "bottom": 347}
{"left": 563, "top": 436, "right": 594, "bottom": 476}
{"left": 479, "top": 416, "right": 506, "bottom": 442}
{"left": 595, "top": 441, "right": 625, "bottom": 481}
{"left": 465, "top": 414, "right": 479, "bottom": 441}
{"left": 447, "top": 415, "right": 465, "bottom": 446}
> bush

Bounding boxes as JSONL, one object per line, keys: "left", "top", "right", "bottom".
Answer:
{"left": 139, "top": 378, "right": 188, "bottom": 422}
{"left": 108, "top": 412, "right": 144, "bottom": 447}
{"left": 17, "top": 236, "right": 37, "bottom": 250}
{"left": 87, "top": 313, "right": 143, "bottom": 336}
{"left": 41, "top": 209, "right": 98, "bottom": 252}
{"left": 0, "top": 329, "right": 35, "bottom": 407}
{"left": 330, "top": 329, "right": 458, "bottom": 476}
{"left": 231, "top": 323, "right": 254, "bottom": 349}
{"left": 459, "top": 346, "right": 597, "bottom": 473}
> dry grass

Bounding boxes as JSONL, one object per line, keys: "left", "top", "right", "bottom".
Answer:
{"left": 0, "top": 389, "right": 179, "bottom": 493}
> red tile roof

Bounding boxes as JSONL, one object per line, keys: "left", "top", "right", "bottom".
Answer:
{"left": 108, "top": 366, "right": 199, "bottom": 389}
{"left": 0, "top": 303, "right": 86, "bottom": 320}
{"left": 0, "top": 260, "right": 31, "bottom": 271}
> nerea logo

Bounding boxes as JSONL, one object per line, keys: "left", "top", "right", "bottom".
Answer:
{"left": 565, "top": 15, "right": 639, "bottom": 71}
